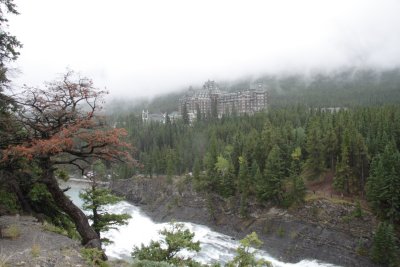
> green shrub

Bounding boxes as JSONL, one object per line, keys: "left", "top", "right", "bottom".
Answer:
{"left": 42, "top": 222, "right": 68, "bottom": 236}
{"left": 28, "top": 183, "right": 52, "bottom": 203}
{"left": 226, "top": 232, "right": 272, "bottom": 267}
{"left": 81, "top": 248, "right": 109, "bottom": 267}
{"left": 277, "top": 226, "right": 285, "bottom": 238}
{"left": 132, "top": 260, "right": 173, "bottom": 267}
{"left": 355, "top": 237, "right": 368, "bottom": 256}
{"left": 290, "top": 231, "right": 298, "bottom": 239}
{"left": 0, "top": 189, "right": 19, "bottom": 213}
{"left": 3, "top": 224, "right": 21, "bottom": 239}
{"left": 31, "top": 243, "right": 41, "bottom": 258}
{"left": 132, "top": 222, "right": 201, "bottom": 266}
{"left": 262, "top": 220, "right": 272, "bottom": 235}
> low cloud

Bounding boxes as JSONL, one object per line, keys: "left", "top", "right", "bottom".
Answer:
{"left": 10, "top": 0, "right": 400, "bottom": 99}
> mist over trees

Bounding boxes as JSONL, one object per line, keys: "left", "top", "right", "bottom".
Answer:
{"left": 107, "top": 67, "right": 400, "bottom": 115}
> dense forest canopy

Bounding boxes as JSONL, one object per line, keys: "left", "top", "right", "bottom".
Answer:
{"left": 111, "top": 103, "right": 400, "bottom": 223}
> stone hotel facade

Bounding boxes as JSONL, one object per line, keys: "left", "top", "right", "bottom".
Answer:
{"left": 179, "top": 80, "right": 268, "bottom": 118}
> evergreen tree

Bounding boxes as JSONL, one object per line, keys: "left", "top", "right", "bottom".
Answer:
{"left": 166, "top": 151, "right": 174, "bottom": 183}
{"left": 353, "top": 132, "right": 369, "bottom": 195}
{"left": 366, "top": 142, "right": 400, "bottom": 222}
{"left": 203, "top": 134, "right": 218, "bottom": 189}
{"left": 259, "top": 145, "right": 285, "bottom": 204}
{"left": 215, "top": 155, "right": 235, "bottom": 197}
{"left": 304, "top": 118, "right": 325, "bottom": 179}
{"left": 371, "top": 222, "right": 399, "bottom": 267}
{"left": 284, "top": 147, "right": 306, "bottom": 206}
{"left": 195, "top": 103, "right": 202, "bottom": 122}
{"left": 238, "top": 156, "right": 250, "bottom": 216}
{"left": 0, "top": 0, "right": 21, "bottom": 86}
{"left": 132, "top": 222, "right": 201, "bottom": 266}
{"left": 181, "top": 103, "right": 189, "bottom": 125}
{"left": 226, "top": 232, "right": 272, "bottom": 267}
{"left": 211, "top": 97, "right": 218, "bottom": 120}
{"left": 0, "top": 0, "right": 21, "bottom": 148}
{"left": 324, "top": 122, "right": 339, "bottom": 169}
{"left": 80, "top": 171, "right": 131, "bottom": 245}
{"left": 193, "top": 157, "right": 201, "bottom": 181}
{"left": 165, "top": 113, "right": 171, "bottom": 125}
{"left": 333, "top": 146, "right": 352, "bottom": 194}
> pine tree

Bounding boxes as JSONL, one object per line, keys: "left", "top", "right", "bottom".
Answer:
{"left": 371, "top": 222, "right": 399, "bottom": 266}
{"left": 203, "top": 134, "right": 218, "bottom": 189}
{"left": 193, "top": 157, "right": 201, "bottom": 181}
{"left": 215, "top": 155, "right": 235, "bottom": 197}
{"left": 324, "top": 122, "right": 338, "bottom": 170}
{"left": 353, "top": 132, "right": 369, "bottom": 195}
{"left": 333, "top": 146, "right": 352, "bottom": 194}
{"left": 181, "top": 103, "right": 189, "bottom": 125}
{"left": 211, "top": 97, "right": 218, "bottom": 120}
{"left": 226, "top": 232, "right": 272, "bottom": 267}
{"left": 80, "top": 171, "right": 131, "bottom": 245}
{"left": 195, "top": 103, "right": 202, "bottom": 122}
{"left": 304, "top": 118, "right": 325, "bottom": 179}
{"left": 238, "top": 156, "right": 250, "bottom": 216}
{"left": 366, "top": 142, "right": 400, "bottom": 222}
{"left": 0, "top": 0, "right": 22, "bottom": 148}
{"left": 259, "top": 145, "right": 285, "bottom": 204}
{"left": 288, "top": 147, "right": 306, "bottom": 205}
{"left": 166, "top": 151, "right": 174, "bottom": 183}
{"left": 132, "top": 222, "right": 201, "bottom": 266}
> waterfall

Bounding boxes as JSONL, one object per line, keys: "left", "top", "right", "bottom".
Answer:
{"left": 65, "top": 181, "right": 339, "bottom": 267}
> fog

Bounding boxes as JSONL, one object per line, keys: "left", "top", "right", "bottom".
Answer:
{"left": 9, "top": 0, "right": 400, "bottom": 99}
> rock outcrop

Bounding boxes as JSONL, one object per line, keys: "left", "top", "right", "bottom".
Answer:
{"left": 0, "top": 215, "right": 88, "bottom": 267}
{"left": 111, "top": 177, "right": 379, "bottom": 267}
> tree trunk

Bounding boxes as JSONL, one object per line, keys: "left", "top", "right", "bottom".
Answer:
{"left": 9, "top": 179, "right": 32, "bottom": 214}
{"left": 39, "top": 159, "right": 103, "bottom": 253}
{"left": 0, "top": 170, "right": 32, "bottom": 214}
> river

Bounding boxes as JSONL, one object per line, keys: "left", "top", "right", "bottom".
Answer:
{"left": 65, "top": 181, "right": 339, "bottom": 267}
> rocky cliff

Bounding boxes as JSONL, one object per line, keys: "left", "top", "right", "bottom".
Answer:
{"left": 111, "top": 176, "right": 379, "bottom": 267}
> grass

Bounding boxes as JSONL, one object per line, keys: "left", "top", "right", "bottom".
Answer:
{"left": 31, "top": 243, "right": 41, "bottom": 258}
{"left": 2, "top": 224, "right": 21, "bottom": 239}
{"left": 0, "top": 254, "right": 11, "bottom": 267}
{"left": 262, "top": 220, "right": 272, "bottom": 235}
{"left": 42, "top": 222, "right": 68, "bottom": 236}
{"left": 81, "top": 248, "right": 109, "bottom": 267}
{"left": 290, "top": 230, "right": 298, "bottom": 239}
{"left": 305, "top": 193, "right": 353, "bottom": 205}
{"left": 0, "top": 252, "right": 12, "bottom": 267}
{"left": 355, "top": 237, "right": 369, "bottom": 256}
{"left": 277, "top": 226, "right": 285, "bottom": 238}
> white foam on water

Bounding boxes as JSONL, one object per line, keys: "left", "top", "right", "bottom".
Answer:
{"left": 66, "top": 182, "right": 340, "bottom": 267}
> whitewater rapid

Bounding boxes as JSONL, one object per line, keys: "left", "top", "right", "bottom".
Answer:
{"left": 65, "top": 182, "right": 339, "bottom": 267}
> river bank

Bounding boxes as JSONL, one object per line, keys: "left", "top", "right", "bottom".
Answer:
{"left": 110, "top": 176, "right": 379, "bottom": 267}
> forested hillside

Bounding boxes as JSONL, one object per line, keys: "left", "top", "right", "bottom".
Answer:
{"left": 107, "top": 68, "right": 400, "bottom": 114}
{"left": 112, "top": 105, "right": 400, "bottom": 222}
{"left": 108, "top": 96, "right": 400, "bottom": 265}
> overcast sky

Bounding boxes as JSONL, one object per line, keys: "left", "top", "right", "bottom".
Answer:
{"left": 9, "top": 0, "right": 400, "bottom": 98}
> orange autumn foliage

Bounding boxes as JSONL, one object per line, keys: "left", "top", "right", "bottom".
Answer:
{"left": 2, "top": 71, "right": 134, "bottom": 168}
